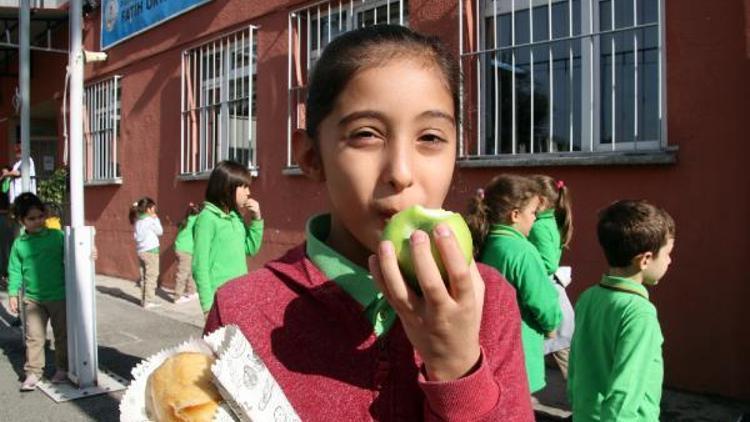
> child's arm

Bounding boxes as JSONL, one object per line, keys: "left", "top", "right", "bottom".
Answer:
{"left": 192, "top": 215, "right": 215, "bottom": 312}
{"left": 601, "top": 311, "right": 662, "bottom": 421}
{"left": 243, "top": 219, "right": 263, "bottom": 256}
{"left": 513, "top": 251, "right": 561, "bottom": 335}
{"left": 7, "top": 242, "right": 22, "bottom": 314}
{"left": 151, "top": 216, "right": 163, "bottom": 237}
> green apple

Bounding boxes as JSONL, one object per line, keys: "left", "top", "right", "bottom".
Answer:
{"left": 381, "top": 205, "right": 474, "bottom": 293}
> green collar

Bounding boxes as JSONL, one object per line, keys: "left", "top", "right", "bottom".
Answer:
{"left": 20, "top": 227, "right": 48, "bottom": 240}
{"left": 306, "top": 214, "right": 396, "bottom": 336}
{"left": 138, "top": 213, "right": 149, "bottom": 220}
{"left": 489, "top": 224, "right": 525, "bottom": 239}
{"left": 536, "top": 209, "right": 555, "bottom": 220}
{"left": 599, "top": 275, "right": 650, "bottom": 300}
{"left": 203, "top": 201, "right": 235, "bottom": 219}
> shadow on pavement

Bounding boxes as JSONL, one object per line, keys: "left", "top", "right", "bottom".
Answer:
{"left": 96, "top": 285, "right": 140, "bottom": 306}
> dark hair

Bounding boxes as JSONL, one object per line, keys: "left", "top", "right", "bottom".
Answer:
{"left": 11, "top": 192, "right": 45, "bottom": 221}
{"left": 597, "top": 200, "right": 676, "bottom": 267}
{"left": 466, "top": 174, "right": 540, "bottom": 253}
{"left": 530, "top": 175, "right": 573, "bottom": 248}
{"left": 129, "top": 197, "right": 156, "bottom": 225}
{"left": 305, "top": 24, "right": 461, "bottom": 142}
{"left": 205, "top": 160, "right": 253, "bottom": 213}
{"left": 178, "top": 202, "right": 202, "bottom": 231}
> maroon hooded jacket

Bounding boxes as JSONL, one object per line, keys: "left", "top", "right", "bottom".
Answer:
{"left": 205, "top": 244, "right": 534, "bottom": 421}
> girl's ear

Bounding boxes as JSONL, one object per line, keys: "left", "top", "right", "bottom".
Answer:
{"left": 292, "top": 129, "right": 325, "bottom": 182}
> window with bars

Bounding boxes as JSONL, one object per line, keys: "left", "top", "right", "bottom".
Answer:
{"left": 84, "top": 76, "right": 121, "bottom": 183}
{"left": 287, "top": 0, "right": 409, "bottom": 167}
{"left": 181, "top": 26, "right": 258, "bottom": 175}
{"left": 459, "top": 0, "right": 665, "bottom": 159}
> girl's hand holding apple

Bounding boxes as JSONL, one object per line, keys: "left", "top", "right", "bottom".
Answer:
{"left": 369, "top": 213, "right": 484, "bottom": 382}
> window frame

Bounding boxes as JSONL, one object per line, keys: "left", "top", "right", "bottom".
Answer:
{"left": 83, "top": 75, "right": 122, "bottom": 185}
{"left": 459, "top": 0, "right": 670, "bottom": 164}
{"left": 180, "top": 25, "right": 259, "bottom": 178}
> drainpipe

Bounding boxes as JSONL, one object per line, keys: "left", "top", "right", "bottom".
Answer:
{"left": 19, "top": 0, "right": 30, "bottom": 191}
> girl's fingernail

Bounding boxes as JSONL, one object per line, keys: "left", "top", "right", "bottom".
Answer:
{"left": 434, "top": 223, "right": 451, "bottom": 238}
{"left": 410, "top": 230, "right": 428, "bottom": 245}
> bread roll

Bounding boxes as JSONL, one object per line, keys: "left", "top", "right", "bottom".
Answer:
{"left": 145, "top": 352, "right": 222, "bottom": 422}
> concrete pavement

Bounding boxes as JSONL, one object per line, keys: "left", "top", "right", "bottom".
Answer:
{"left": 0, "top": 275, "right": 748, "bottom": 421}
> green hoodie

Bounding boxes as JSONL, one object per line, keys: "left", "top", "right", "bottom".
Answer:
{"left": 8, "top": 228, "right": 65, "bottom": 302}
{"left": 192, "top": 202, "right": 263, "bottom": 311}
{"left": 174, "top": 214, "right": 198, "bottom": 254}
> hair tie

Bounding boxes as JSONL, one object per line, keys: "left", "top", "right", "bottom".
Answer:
{"left": 556, "top": 180, "right": 565, "bottom": 190}
{"left": 132, "top": 201, "right": 138, "bottom": 207}
{"left": 476, "top": 188, "right": 485, "bottom": 200}
{"left": 188, "top": 202, "right": 195, "bottom": 207}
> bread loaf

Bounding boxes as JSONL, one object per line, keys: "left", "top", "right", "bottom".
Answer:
{"left": 145, "top": 352, "right": 222, "bottom": 422}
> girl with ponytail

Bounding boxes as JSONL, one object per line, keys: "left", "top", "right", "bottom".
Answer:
{"left": 466, "top": 173, "right": 561, "bottom": 395}
{"left": 528, "top": 174, "right": 575, "bottom": 380}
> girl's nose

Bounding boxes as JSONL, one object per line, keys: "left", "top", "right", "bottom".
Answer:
{"left": 382, "top": 139, "right": 414, "bottom": 192}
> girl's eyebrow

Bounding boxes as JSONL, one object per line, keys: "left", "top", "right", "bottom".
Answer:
{"left": 337, "top": 110, "right": 455, "bottom": 127}
{"left": 337, "top": 110, "right": 385, "bottom": 128}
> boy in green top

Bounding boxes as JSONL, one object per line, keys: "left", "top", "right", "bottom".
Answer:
{"left": 568, "top": 200, "right": 675, "bottom": 421}
{"left": 6, "top": 193, "right": 67, "bottom": 391}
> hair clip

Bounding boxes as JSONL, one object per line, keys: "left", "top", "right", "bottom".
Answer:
{"left": 132, "top": 201, "right": 138, "bottom": 207}
{"left": 556, "top": 180, "right": 565, "bottom": 189}
{"left": 476, "top": 188, "right": 485, "bottom": 200}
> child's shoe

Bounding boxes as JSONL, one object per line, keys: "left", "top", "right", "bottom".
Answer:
{"left": 20, "top": 374, "right": 39, "bottom": 391}
{"left": 173, "top": 295, "right": 191, "bottom": 304}
{"left": 50, "top": 369, "right": 68, "bottom": 384}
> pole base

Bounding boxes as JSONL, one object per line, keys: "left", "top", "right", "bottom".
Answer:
{"left": 37, "top": 367, "right": 128, "bottom": 403}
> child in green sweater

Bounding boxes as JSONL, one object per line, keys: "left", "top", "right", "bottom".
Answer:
{"left": 568, "top": 200, "right": 675, "bottom": 421}
{"left": 193, "top": 160, "right": 263, "bottom": 313}
{"left": 6, "top": 192, "right": 67, "bottom": 391}
{"left": 467, "top": 174, "right": 561, "bottom": 394}
{"left": 173, "top": 202, "right": 201, "bottom": 304}
{"left": 528, "top": 175, "right": 575, "bottom": 380}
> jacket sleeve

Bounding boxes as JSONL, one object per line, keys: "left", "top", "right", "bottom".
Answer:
{"left": 601, "top": 311, "right": 662, "bottom": 421}
{"left": 244, "top": 219, "right": 264, "bottom": 256}
{"left": 192, "top": 214, "right": 215, "bottom": 311}
{"left": 527, "top": 224, "right": 559, "bottom": 275}
{"left": 420, "top": 266, "right": 535, "bottom": 421}
{"left": 152, "top": 217, "right": 164, "bottom": 237}
{"left": 513, "top": 249, "right": 561, "bottom": 334}
{"left": 7, "top": 240, "right": 22, "bottom": 296}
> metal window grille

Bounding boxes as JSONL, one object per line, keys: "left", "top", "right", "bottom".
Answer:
{"left": 459, "top": 0, "right": 665, "bottom": 158}
{"left": 181, "top": 26, "right": 258, "bottom": 175}
{"left": 287, "top": 0, "right": 409, "bottom": 167}
{"left": 83, "top": 76, "right": 121, "bottom": 182}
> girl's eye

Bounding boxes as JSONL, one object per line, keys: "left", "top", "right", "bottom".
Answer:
{"left": 346, "top": 129, "right": 382, "bottom": 146}
{"left": 418, "top": 133, "right": 448, "bottom": 146}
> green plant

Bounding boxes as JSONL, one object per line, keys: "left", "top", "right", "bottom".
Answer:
{"left": 38, "top": 167, "right": 68, "bottom": 206}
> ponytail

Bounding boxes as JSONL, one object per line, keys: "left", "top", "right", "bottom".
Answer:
{"left": 466, "top": 189, "right": 490, "bottom": 255}
{"left": 555, "top": 184, "right": 574, "bottom": 248}
{"left": 129, "top": 197, "right": 156, "bottom": 225}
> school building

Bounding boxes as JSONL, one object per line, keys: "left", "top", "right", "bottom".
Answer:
{"left": 1, "top": 0, "right": 747, "bottom": 402}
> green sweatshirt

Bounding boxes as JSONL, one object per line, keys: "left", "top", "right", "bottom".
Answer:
{"left": 480, "top": 224, "right": 561, "bottom": 393}
{"left": 7, "top": 228, "right": 66, "bottom": 302}
{"left": 192, "top": 202, "right": 263, "bottom": 312}
{"left": 527, "top": 209, "right": 563, "bottom": 276}
{"left": 174, "top": 214, "right": 198, "bottom": 254}
{"left": 568, "top": 275, "right": 663, "bottom": 422}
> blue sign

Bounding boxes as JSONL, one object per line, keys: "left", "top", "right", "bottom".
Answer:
{"left": 101, "top": 0, "right": 212, "bottom": 49}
